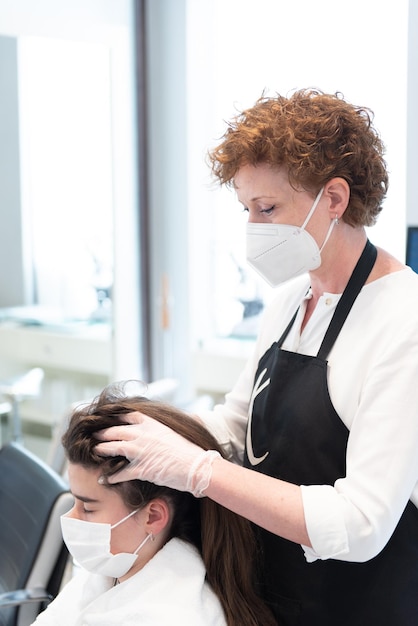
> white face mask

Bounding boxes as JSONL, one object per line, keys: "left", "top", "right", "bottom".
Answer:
{"left": 61, "top": 509, "right": 151, "bottom": 578}
{"left": 246, "top": 187, "right": 336, "bottom": 287}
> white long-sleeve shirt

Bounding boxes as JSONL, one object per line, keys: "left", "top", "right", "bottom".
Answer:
{"left": 201, "top": 268, "right": 418, "bottom": 563}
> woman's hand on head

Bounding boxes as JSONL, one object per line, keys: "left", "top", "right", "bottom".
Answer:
{"left": 94, "top": 414, "right": 220, "bottom": 497}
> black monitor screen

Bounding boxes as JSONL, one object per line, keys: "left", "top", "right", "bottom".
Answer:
{"left": 406, "top": 227, "right": 418, "bottom": 274}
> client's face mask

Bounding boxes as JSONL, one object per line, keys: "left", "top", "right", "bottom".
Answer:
{"left": 246, "top": 187, "right": 335, "bottom": 286}
{"left": 61, "top": 509, "right": 151, "bottom": 578}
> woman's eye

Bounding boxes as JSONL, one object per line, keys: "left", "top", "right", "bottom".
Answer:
{"left": 260, "top": 206, "right": 275, "bottom": 216}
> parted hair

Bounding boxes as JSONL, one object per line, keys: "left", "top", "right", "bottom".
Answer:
{"left": 208, "top": 88, "right": 388, "bottom": 227}
{"left": 62, "top": 382, "right": 276, "bottom": 626}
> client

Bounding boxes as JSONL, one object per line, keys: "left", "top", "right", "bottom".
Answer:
{"left": 31, "top": 382, "right": 276, "bottom": 626}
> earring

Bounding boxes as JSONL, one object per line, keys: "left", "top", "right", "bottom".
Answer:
{"left": 149, "top": 532, "right": 156, "bottom": 542}
{"left": 335, "top": 214, "right": 339, "bottom": 225}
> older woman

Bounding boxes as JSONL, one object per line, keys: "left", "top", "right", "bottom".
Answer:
{"left": 96, "top": 90, "right": 418, "bottom": 625}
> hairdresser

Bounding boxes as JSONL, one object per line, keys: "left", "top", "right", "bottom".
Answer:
{"left": 96, "top": 89, "right": 418, "bottom": 625}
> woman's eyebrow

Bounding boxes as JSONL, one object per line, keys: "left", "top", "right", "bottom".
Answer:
{"left": 72, "top": 493, "right": 100, "bottom": 503}
{"left": 249, "top": 195, "right": 276, "bottom": 202}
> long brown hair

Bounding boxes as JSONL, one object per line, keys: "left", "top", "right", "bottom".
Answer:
{"left": 62, "top": 382, "right": 276, "bottom": 626}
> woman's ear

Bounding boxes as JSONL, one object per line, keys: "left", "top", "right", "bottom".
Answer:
{"left": 144, "top": 498, "right": 171, "bottom": 537}
{"left": 323, "top": 178, "right": 350, "bottom": 219}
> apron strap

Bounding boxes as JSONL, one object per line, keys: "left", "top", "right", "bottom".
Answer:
{"left": 277, "top": 240, "right": 377, "bottom": 355}
{"left": 277, "top": 308, "right": 300, "bottom": 348}
{"left": 317, "top": 239, "right": 377, "bottom": 360}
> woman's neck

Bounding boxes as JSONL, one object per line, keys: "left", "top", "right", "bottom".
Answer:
{"left": 302, "top": 226, "right": 405, "bottom": 331}
{"left": 309, "top": 226, "right": 368, "bottom": 300}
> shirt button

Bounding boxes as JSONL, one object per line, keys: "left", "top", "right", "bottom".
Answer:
{"left": 325, "top": 297, "right": 333, "bottom": 305}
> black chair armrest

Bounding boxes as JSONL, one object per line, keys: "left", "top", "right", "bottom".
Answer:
{"left": 0, "top": 587, "right": 53, "bottom": 608}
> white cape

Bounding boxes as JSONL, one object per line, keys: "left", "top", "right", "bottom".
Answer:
{"left": 31, "top": 538, "right": 226, "bottom": 625}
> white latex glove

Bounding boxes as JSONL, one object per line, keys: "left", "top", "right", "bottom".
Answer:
{"left": 94, "top": 412, "right": 221, "bottom": 497}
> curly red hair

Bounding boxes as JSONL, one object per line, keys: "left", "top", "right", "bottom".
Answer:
{"left": 208, "top": 89, "right": 388, "bottom": 227}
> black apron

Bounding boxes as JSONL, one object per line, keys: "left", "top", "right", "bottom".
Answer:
{"left": 244, "top": 241, "right": 418, "bottom": 625}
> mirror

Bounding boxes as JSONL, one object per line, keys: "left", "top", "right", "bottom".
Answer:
{"left": 0, "top": 1, "right": 143, "bottom": 453}
{"left": 0, "top": 34, "right": 114, "bottom": 324}
{"left": 0, "top": 33, "right": 116, "bottom": 433}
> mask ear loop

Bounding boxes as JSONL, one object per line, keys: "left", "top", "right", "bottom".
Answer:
{"left": 133, "top": 532, "right": 153, "bottom": 555}
{"left": 300, "top": 187, "right": 337, "bottom": 253}
{"left": 110, "top": 509, "right": 139, "bottom": 529}
{"left": 110, "top": 510, "right": 153, "bottom": 555}
{"left": 319, "top": 216, "right": 338, "bottom": 252}
{"left": 300, "top": 187, "right": 324, "bottom": 230}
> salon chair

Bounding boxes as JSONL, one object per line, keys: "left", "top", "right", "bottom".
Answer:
{"left": 0, "top": 442, "right": 73, "bottom": 626}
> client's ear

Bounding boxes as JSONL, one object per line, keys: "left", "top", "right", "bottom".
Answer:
{"left": 145, "top": 498, "right": 171, "bottom": 537}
